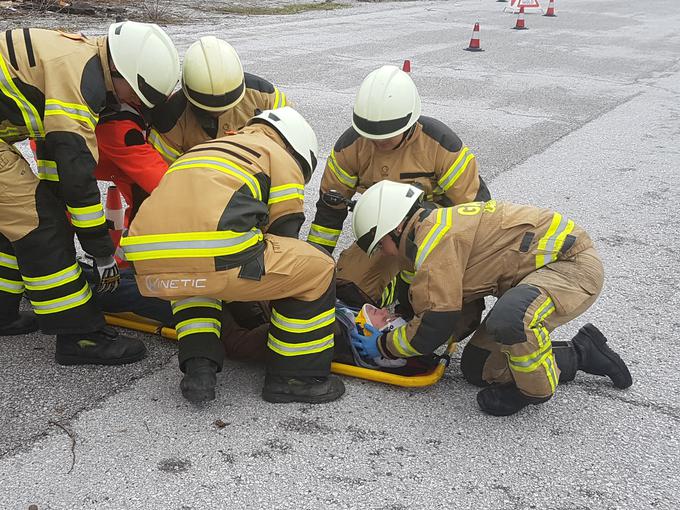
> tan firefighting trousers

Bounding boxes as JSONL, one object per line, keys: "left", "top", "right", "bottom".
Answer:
{"left": 466, "top": 245, "right": 604, "bottom": 399}
{"left": 137, "top": 235, "right": 337, "bottom": 377}
{"left": 0, "top": 141, "right": 103, "bottom": 333}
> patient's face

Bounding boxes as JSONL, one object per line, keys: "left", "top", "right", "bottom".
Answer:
{"left": 366, "top": 306, "right": 392, "bottom": 329}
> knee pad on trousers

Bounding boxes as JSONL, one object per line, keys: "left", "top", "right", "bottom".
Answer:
{"left": 460, "top": 343, "right": 492, "bottom": 387}
{"left": 486, "top": 284, "right": 541, "bottom": 345}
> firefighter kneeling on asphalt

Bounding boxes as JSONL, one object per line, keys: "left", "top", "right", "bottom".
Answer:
{"left": 121, "top": 106, "right": 344, "bottom": 404}
{"left": 350, "top": 181, "right": 632, "bottom": 416}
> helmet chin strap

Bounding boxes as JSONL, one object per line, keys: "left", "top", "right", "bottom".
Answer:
{"left": 393, "top": 124, "right": 416, "bottom": 150}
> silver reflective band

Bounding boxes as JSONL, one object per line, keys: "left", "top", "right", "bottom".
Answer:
{"left": 509, "top": 343, "right": 552, "bottom": 369}
{"left": 0, "top": 279, "right": 24, "bottom": 293}
{"left": 70, "top": 210, "right": 105, "bottom": 223}
{"left": 271, "top": 308, "right": 334, "bottom": 333}
{"left": 308, "top": 226, "right": 340, "bottom": 243}
{"left": 437, "top": 147, "right": 473, "bottom": 192}
{"left": 176, "top": 321, "right": 221, "bottom": 337}
{"left": 123, "top": 231, "right": 260, "bottom": 255}
{"left": 268, "top": 186, "right": 303, "bottom": 203}
{"left": 22, "top": 264, "right": 81, "bottom": 290}
{"left": 394, "top": 326, "right": 420, "bottom": 356}
{"left": 171, "top": 297, "right": 222, "bottom": 314}
{"left": 267, "top": 333, "right": 334, "bottom": 355}
{"left": 44, "top": 101, "right": 98, "bottom": 128}
{"left": 415, "top": 217, "right": 451, "bottom": 269}
{"left": 31, "top": 284, "right": 91, "bottom": 314}
{"left": 0, "top": 253, "right": 19, "bottom": 270}
{"left": 171, "top": 158, "right": 261, "bottom": 200}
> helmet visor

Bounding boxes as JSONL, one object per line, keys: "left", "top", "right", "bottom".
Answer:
{"left": 353, "top": 111, "right": 412, "bottom": 139}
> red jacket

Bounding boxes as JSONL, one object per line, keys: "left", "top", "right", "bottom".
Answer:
{"left": 94, "top": 105, "right": 169, "bottom": 225}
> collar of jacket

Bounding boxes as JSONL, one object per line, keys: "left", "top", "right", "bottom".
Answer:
{"left": 97, "top": 36, "right": 118, "bottom": 106}
{"left": 393, "top": 120, "right": 421, "bottom": 151}
{"left": 398, "top": 204, "right": 438, "bottom": 267}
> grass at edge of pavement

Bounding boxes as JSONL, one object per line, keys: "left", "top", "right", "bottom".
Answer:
{"left": 213, "top": 2, "right": 348, "bottom": 16}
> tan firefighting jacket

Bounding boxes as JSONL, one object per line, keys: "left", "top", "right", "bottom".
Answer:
{"left": 0, "top": 28, "right": 114, "bottom": 256}
{"left": 378, "top": 200, "right": 593, "bottom": 359}
{"left": 148, "top": 73, "right": 288, "bottom": 164}
{"left": 0, "top": 29, "right": 115, "bottom": 256}
{"left": 121, "top": 123, "right": 306, "bottom": 297}
{"left": 308, "top": 117, "right": 490, "bottom": 252}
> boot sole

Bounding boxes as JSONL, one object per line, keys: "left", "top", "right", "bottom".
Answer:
{"left": 0, "top": 324, "right": 40, "bottom": 336}
{"left": 181, "top": 390, "right": 216, "bottom": 404}
{"left": 262, "top": 384, "right": 345, "bottom": 404}
{"left": 582, "top": 324, "right": 633, "bottom": 389}
{"left": 55, "top": 350, "right": 147, "bottom": 366}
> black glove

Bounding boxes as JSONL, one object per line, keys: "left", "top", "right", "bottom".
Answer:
{"left": 93, "top": 256, "right": 120, "bottom": 293}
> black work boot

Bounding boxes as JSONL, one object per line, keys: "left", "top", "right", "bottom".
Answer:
{"left": 570, "top": 323, "right": 633, "bottom": 389}
{"left": 180, "top": 358, "right": 218, "bottom": 403}
{"left": 55, "top": 327, "right": 147, "bottom": 365}
{"left": 477, "top": 383, "right": 551, "bottom": 417}
{"left": 0, "top": 311, "right": 39, "bottom": 336}
{"left": 262, "top": 374, "right": 345, "bottom": 404}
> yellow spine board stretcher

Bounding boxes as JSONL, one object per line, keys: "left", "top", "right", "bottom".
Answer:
{"left": 104, "top": 313, "right": 456, "bottom": 388}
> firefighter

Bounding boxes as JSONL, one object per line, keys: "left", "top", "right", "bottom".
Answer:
{"left": 350, "top": 181, "right": 632, "bottom": 416}
{"left": 308, "top": 65, "right": 490, "bottom": 307}
{"left": 0, "top": 22, "right": 180, "bottom": 365}
{"left": 148, "top": 36, "right": 289, "bottom": 164}
{"left": 121, "top": 106, "right": 345, "bottom": 404}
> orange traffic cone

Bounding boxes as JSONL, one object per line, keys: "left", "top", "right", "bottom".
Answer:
{"left": 402, "top": 59, "right": 411, "bottom": 73}
{"left": 464, "top": 22, "right": 484, "bottom": 52}
{"left": 544, "top": 0, "right": 556, "bottom": 17}
{"left": 513, "top": 6, "right": 528, "bottom": 30}
{"left": 104, "top": 185, "right": 128, "bottom": 268}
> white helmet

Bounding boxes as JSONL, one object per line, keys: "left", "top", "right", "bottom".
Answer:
{"left": 352, "top": 181, "right": 423, "bottom": 256}
{"left": 247, "top": 106, "right": 318, "bottom": 183}
{"left": 352, "top": 65, "right": 421, "bottom": 140}
{"left": 108, "top": 22, "right": 180, "bottom": 108}
{"left": 182, "top": 37, "right": 245, "bottom": 112}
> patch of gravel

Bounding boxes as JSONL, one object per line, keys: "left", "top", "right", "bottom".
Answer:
{"left": 0, "top": 0, "right": 416, "bottom": 30}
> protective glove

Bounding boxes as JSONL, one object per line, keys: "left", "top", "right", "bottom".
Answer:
{"left": 350, "top": 323, "right": 382, "bottom": 359}
{"left": 93, "top": 256, "right": 120, "bottom": 293}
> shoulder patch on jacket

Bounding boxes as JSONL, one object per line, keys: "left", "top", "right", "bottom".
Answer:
{"left": 244, "top": 72, "right": 275, "bottom": 94}
{"left": 419, "top": 116, "right": 463, "bottom": 153}
{"left": 149, "top": 92, "right": 187, "bottom": 133}
{"left": 124, "top": 128, "right": 145, "bottom": 146}
{"left": 80, "top": 56, "right": 107, "bottom": 114}
{"left": 334, "top": 127, "right": 361, "bottom": 152}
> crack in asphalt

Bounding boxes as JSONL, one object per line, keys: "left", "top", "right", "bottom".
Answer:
{"left": 574, "top": 381, "right": 680, "bottom": 422}
{"left": 0, "top": 340, "right": 177, "bottom": 462}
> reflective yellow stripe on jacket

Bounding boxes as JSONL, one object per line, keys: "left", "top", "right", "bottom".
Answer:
{"left": 273, "top": 87, "right": 287, "bottom": 108}
{"left": 0, "top": 53, "right": 45, "bottom": 138}
{"left": 37, "top": 159, "right": 59, "bottom": 182}
{"left": 536, "top": 212, "right": 575, "bottom": 268}
{"left": 67, "top": 204, "right": 106, "bottom": 229}
{"left": 415, "top": 208, "right": 453, "bottom": 270}
{"left": 148, "top": 128, "right": 180, "bottom": 163}
{"left": 44, "top": 99, "right": 98, "bottom": 130}
{"left": 268, "top": 184, "right": 304, "bottom": 205}
{"left": 168, "top": 156, "right": 262, "bottom": 201}
{"left": 434, "top": 146, "right": 475, "bottom": 194}
{"left": 121, "top": 229, "right": 264, "bottom": 261}
{"left": 308, "top": 224, "right": 341, "bottom": 248}
{"left": 327, "top": 150, "right": 358, "bottom": 189}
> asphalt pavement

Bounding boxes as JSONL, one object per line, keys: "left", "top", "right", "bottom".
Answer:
{"left": 0, "top": 1, "right": 679, "bottom": 508}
